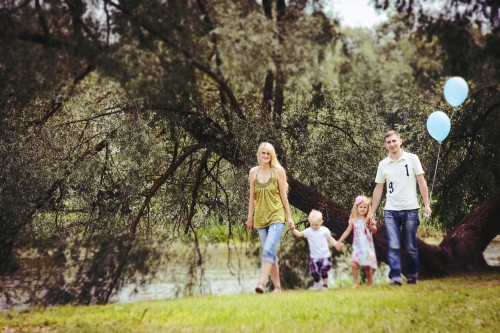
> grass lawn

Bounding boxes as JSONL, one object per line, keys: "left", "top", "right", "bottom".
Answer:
{"left": 1, "top": 269, "right": 500, "bottom": 332}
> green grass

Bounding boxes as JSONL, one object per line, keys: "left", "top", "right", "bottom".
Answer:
{"left": 2, "top": 270, "right": 500, "bottom": 332}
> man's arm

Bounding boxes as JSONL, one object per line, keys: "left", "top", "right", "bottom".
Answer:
{"left": 368, "top": 183, "right": 385, "bottom": 222}
{"left": 416, "top": 174, "right": 432, "bottom": 218}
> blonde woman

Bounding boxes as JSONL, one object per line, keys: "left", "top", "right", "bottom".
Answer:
{"left": 247, "top": 142, "right": 295, "bottom": 293}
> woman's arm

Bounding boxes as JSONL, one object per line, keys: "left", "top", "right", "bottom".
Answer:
{"left": 246, "top": 168, "right": 257, "bottom": 231}
{"left": 276, "top": 168, "right": 295, "bottom": 230}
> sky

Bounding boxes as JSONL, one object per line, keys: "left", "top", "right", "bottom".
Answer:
{"left": 326, "top": 0, "right": 388, "bottom": 28}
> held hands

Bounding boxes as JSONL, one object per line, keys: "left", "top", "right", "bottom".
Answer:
{"left": 287, "top": 217, "right": 295, "bottom": 231}
{"left": 365, "top": 218, "right": 376, "bottom": 228}
{"left": 365, "top": 217, "right": 377, "bottom": 234}
{"left": 334, "top": 241, "right": 342, "bottom": 252}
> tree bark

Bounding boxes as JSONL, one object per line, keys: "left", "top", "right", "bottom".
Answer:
{"left": 289, "top": 175, "right": 500, "bottom": 279}
{"left": 262, "top": 70, "right": 274, "bottom": 118}
{"left": 428, "top": 189, "right": 500, "bottom": 276}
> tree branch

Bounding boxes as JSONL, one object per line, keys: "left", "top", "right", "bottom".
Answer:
{"left": 311, "top": 121, "right": 362, "bottom": 151}
{"left": 262, "top": 0, "right": 273, "bottom": 19}
{"left": 108, "top": 1, "right": 245, "bottom": 120}
{"left": 262, "top": 70, "right": 274, "bottom": 118}
{"left": 185, "top": 149, "right": 210, "bottom": 234}
{"left": 35, "top": 0, "right": 50, "bottom": 37}
{"left": 51, "top": 108, "right": 131, "bottom": 128}
{"left": 104, "top": 143, "right": 202, "bottom": 303}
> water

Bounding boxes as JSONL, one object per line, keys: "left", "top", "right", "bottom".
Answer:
{"left": 114, "top": 237, "right": 500, "bottom": 304}
{"left": 483, "top": 236, "right": 500, "bottom": 266}
{"left": 113, "top": 243, "right": 261, "bottom": 303}
{"left": 2, "top": 238, "right": 499, "bottom": 309}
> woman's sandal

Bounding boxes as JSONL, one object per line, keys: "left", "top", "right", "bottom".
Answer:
{"left": 255, "top": 284, "right": 265, "bottom": 294}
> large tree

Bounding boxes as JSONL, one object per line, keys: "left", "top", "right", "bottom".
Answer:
{"left": 1, "top": 0, "right": 499, "bottom": 305}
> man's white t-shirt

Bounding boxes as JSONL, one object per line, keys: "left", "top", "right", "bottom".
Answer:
{"left": 375, "top": 151, "right": 424, "bottom": 211}
{"left": 303, "top": 226, "right": 332, "bottom": 259}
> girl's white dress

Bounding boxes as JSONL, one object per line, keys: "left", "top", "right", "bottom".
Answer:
{"left": 351, "top": 219, "right": 378, "bottom": 269}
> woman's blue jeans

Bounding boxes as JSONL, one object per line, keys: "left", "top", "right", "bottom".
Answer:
{"left": 385, "top": 209, "right": 420, "bottom": 282}
{"left": 257, "top": 223, "right": 284, "bottom": 264}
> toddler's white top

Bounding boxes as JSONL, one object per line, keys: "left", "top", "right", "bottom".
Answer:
{"left": 303, "top": 226, "right": 332, "bottom": 259}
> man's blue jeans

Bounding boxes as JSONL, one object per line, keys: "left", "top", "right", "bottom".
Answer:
{"left": 385, "top": 209, "right": 420, "bottom": 282}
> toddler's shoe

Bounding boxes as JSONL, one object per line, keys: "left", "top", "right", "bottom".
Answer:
{"left": 310, "top": 282, "right": 321, "bottom": 291}
{"left": 389, "top": 280, "right": 402, "bottom": 286}
{"left": 322, "top": 285, "right": 329, "bottom": 291}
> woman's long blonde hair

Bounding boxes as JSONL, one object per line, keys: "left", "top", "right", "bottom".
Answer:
{"left": 349, "top": 195, "right": 372, "bottom": 220}
{"left": 256, "top": 142, "right": 288, "bottom": 193}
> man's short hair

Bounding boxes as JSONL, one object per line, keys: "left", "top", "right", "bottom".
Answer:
{"left": 384, "top": 130, "right": 400, "bottom": 142}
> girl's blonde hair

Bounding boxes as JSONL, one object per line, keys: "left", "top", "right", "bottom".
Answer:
{"left": 256, "top": 142, "right": 288, "bottom": 193}
{"left": 350, "top": 195, "right": 372, "bottom": 219}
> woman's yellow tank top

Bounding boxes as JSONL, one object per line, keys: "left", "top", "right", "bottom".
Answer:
{"left": 253, "top": 168, "right": 286, "bottom": 228}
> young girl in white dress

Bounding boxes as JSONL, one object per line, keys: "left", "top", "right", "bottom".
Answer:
{"left": 338, "top": 196, "right": 378, "bottom": 287}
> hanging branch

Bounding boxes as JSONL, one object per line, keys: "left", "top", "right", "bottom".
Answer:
{"left": 51, "top": 107, "right": 133, "bottom": 128}
{"left": 185, "top": 150, "right": 211, "bottom": 234}
{"left": 310, "top": 121, "right": 362, "bottom": 151}
{"left": 107, "top": 1, "right": 245, "bottom": 120}
{"left": 130, "top": 144, "right": 202, "bottom": 235}
{"left": 35, "top": 0, "right": 50, "bottom": 37}
{"left": 104, "top": 143, "right": 202, "bottom": 303}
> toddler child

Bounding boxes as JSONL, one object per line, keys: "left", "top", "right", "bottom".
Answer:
{"left": 292, "top": 209, "right": 342, "bottom": 291}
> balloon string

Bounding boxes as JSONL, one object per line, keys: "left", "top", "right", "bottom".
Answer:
{"left": 429, "top": 142, "right": 442, "bottom": 202}
{"left": 450, "top": 107, "right": 457, "bottom": 123}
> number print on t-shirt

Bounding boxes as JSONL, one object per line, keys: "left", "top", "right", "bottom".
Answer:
{"left": 389, "top": 182, "right": 394, "bottom": 193}
{"left": 404, "top": 164, "right": 409, "bottom": 176}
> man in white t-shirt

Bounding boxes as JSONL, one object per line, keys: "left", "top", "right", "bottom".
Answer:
{"left": 367, "top": 130, "right": 431, "bottom": 286}
{"left": 292, "top": 210, "right": 342, "bottom": 291}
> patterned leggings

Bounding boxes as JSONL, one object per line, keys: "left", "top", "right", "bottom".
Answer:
{"left": 309, "top": 257, "right": 332, "bottom": 283}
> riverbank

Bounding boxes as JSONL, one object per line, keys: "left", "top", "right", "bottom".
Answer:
{"left": 2, "top": 269, "right": 499, "bottom": 332}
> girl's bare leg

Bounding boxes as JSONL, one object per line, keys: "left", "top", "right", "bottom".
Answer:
{"left": 351, "top": 262, "right": 359, "bottom": 286}
{"left": 363, "top": 266, "right": 373, "bottom": 286}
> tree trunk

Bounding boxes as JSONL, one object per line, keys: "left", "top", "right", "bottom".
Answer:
{"left": 424, "top": 189, "right": 500, "bottom": 276}
{"left": 167, "top": 107, "right": 500, "bottom": 279}
{"left": 290, "top": 175, "right": 500, "bottom": 279}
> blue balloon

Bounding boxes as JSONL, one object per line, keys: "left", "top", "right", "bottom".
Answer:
{"left": 444, "top": 77, "right": 468, "bottom": 107}
{"left": 427, "top": 111, "right": 451, "bottom": 142}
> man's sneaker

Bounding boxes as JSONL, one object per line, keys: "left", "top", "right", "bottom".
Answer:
{"left": 407, "top": 278, "right": 418, "bottom": 285}
{"left": 389, "top": 280, "right": 402, "bottom": 286}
